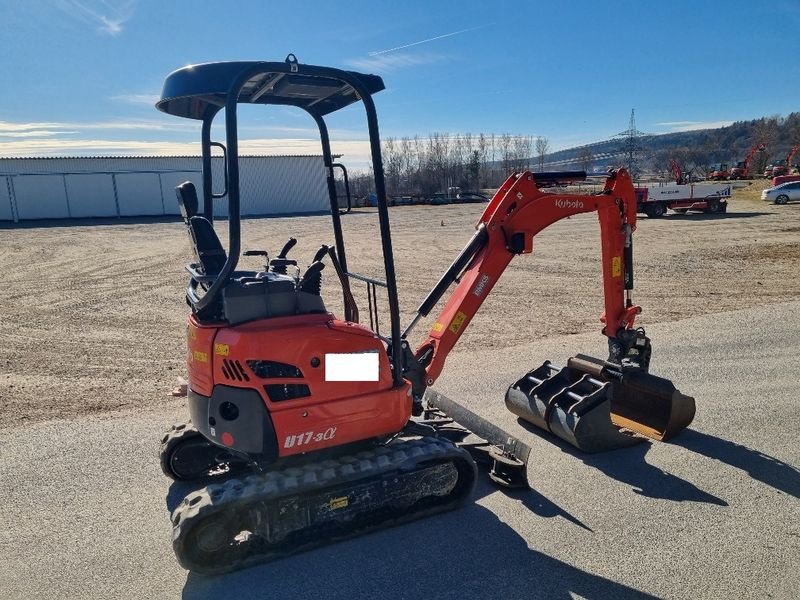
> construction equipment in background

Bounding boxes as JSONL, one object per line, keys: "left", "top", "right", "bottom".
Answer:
{"left": 728, "top": 142, "right": 766, "bottom": 180}
{"left": 707, "top": 162, "right": 730, "bottom": 181}
{"left": 634, "top": 181, "right": 732, "bottom": 217}
{"left": 156, "top": 55, "right": 695, "bottom": 575}
{"left": 670, "top": 158, "right": 690, "bottom": 184}
{"left": 635, "top": 162, "right": 731, "bottom": 218}
{"left": 765, "top": 144, "right": 799, "bottom": 178}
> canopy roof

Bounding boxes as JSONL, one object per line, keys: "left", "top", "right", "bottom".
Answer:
{"left": 156, "top": 59, "right": 385, "bottom": 120}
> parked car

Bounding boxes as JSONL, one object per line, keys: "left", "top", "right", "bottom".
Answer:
{"left": 761, "top": 181, "right": 800, "bottom": 205}
{"left": 456, "top": 191, "right": 490, "bottom": 203}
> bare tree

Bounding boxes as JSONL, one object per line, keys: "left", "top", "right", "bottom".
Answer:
{"left": 752, "top": 116, "right": 780, "bottom": 174}
{"left": 535, "top": 136, "right": 550, "bottom": 171}
{"left": 478, "top": 133, "right": 490, "bottom": 189}
{"left": 382, "top": 137, "right": 402, "bottom": 195}
{"left": 577, "top": 147, "right": 594, "bottom": 173}
{"left": 512, "top": 135, "right": 533, "bottom": 172}
{"left": 499, "top": 134, "right": 514, "bottom": 175}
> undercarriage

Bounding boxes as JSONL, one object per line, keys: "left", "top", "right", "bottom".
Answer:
{"left": 165, "top": 434, "right": 476, "bottom": 575}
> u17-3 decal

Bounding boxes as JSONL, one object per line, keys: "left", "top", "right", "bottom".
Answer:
{"left": 284, "top": 426, "right": 337, "bottom": 449}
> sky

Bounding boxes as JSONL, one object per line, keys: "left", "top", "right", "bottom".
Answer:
{"left": 1, "top": 0, "right": 798, "bottom": 168}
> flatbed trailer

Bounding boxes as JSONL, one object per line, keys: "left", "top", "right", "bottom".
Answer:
{"left": 635, "top": 182, "right": 732, "bottom": 217}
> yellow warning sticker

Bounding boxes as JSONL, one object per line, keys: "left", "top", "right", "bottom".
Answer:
{"left": 214, "top": 343, "right": 230, "bottom": 356}
{"left": 193, "top": 350, "right": 208, "bottom": 363}
{"left": 329, "top": 496, "right": 349, "bottom": 510}
{"left": 431, "top": 322, "right": 444, "bottom": 333}
{"left": 612, "top": 256, "right": 622, "bottom": 278}
{"left": 449, "top": 311, "right": 467, "bottom": 334}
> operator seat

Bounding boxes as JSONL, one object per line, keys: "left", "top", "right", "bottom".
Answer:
{"left": 176, "top": 181, "right": 227, "bottom": 277}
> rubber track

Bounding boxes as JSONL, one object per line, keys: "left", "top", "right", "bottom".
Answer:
{"left": 171, "top": 436, "right": 477, "bottom": 575}
{"left": 159, "top": 422, "right": 197, "bottom": 479}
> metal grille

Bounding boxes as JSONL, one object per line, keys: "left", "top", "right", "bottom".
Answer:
{"left": 221, "top": 359, "right": 250, "bottom": 382}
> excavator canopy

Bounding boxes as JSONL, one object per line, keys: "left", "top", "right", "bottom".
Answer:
{"left": 156, "top": 58, "right": 385, "bottom": 119}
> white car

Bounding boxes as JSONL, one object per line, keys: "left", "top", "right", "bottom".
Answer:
{"left": 761, "top": 181, "right": 800, "bottom": 205}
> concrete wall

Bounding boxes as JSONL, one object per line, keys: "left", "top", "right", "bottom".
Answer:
{"left": 0, "top": 156, "right": 329, "bottom": 222}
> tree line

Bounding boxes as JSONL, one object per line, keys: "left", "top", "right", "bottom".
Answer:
{"left": 345, "top": 133, "right": 551, "bottom": 198}
{"left": 342, "top": 113, "right": 800, "bottom": 199}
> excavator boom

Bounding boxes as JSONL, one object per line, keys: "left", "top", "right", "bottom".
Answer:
{"left": 409, "top": 168, "right": 694, "bottom": 450}
{"left": 414, "top": 169, "right": 639, "bottom": 385}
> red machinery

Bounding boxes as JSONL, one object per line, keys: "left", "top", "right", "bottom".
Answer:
{"left": 770, "top": 145, "right": 799, "bottom": 178}
{"left": 670, "top": 158, "right": 688, "bottom": 184}
{"left": 729, "top": 142, "right": 766, "bottom": 180}
{"left": 707, "top": 162, "right": 730, "bottom": 181}
{"left": 157, "top": 56, "right": 695, "bottom": 575}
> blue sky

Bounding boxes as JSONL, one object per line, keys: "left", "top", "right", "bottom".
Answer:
{"left": 1, "top": 0, "right": 798, "bottom": 167}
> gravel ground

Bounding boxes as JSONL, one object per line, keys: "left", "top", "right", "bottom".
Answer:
{"left": 1, "top": 302, "right": 797, "bottom": 600}
{"left": 1, "top": 179, "right": 798, "bottom": 427}
{"left": 1, "top": 178, "right": 798, "bottom": 599}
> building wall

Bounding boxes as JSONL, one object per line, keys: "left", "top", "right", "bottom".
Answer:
{"left": 0, "top": 156, "right": 329, "bottom": 222}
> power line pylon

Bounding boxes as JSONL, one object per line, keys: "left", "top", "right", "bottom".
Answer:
{"left": 616, "top": 109, "right": 647, "bottom": 178}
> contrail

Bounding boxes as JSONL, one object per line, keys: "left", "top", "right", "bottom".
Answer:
{"left": 369, "top": 26, "right": 484, "bottom": 56}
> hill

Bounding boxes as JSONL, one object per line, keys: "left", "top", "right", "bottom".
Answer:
{"left": 542, "top": 112, "right": 800, "bottom": 176}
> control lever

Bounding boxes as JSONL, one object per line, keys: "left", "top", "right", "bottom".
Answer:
{"left": 270, "top": 238, "right": 298, "bottom": 275}
{"left": 278, "top": 237, "right": 297, "bottom": 259}
{"left": 312, "top": 244, "right": 330, "bottom": 264}
{"left": 299, "top": 261, "right": 325, "bottom": 295}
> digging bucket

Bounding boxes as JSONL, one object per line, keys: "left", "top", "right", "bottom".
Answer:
{"left": 505, "top": 355, "right": 695, "bottom": 452}
{"left": 567, "top": 354, "right": 696, "bottom": 442}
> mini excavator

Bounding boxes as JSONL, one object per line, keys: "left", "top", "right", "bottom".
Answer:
{"left": 156, "top": 55, "right": 695, "bottom": 575}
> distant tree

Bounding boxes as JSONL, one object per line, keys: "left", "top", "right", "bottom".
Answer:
{"left": 467, "top": 150, "right": 481, "bottom": 190}
{"left": 478, "top": 133, "right": 491, "bottom": 188}
{"left": 512, "top": 135, "right": 533, "bottom": 172}
{"left": 382, "top": 137, "right": 402, "bottom": 195}
{"left": 577, "top": 147, "right": 594, "bottom": 173}
{"left": 499, "top": 134, "right": 514, "bottom": 175}
{"left": 752, "top": 116, "right": 780, "bottom": 173}
{"left": 535, "top": 136, "right": 550, "bottom": 171}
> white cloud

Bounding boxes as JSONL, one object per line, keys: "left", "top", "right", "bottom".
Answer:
{"left": 0, "top": 130, "right": 79, "bottom": 138}
{"left": 53, "top": 0, "right": 135, "bottom": 36}
{"left": 368, "top": 26, "right": 483, "bottom": 56}
{"left": 345, "top": 52, "right": 447, "bottom": 73}
{"left": 0, "top": 119, "right": 196, "bottom": 135}
{"left": 110, "top": 93, "right": 160, "bottom": 106}
{"left": 656, "top": 120, "right": 734, "bottom": 132}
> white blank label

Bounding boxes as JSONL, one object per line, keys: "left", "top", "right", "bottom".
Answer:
{"left": 325, "top": 352, "right": 380, "bottom": 381}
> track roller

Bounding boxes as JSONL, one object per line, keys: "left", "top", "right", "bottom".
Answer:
{"left": 160, "top": 422, "right": 248, "bottom": 481}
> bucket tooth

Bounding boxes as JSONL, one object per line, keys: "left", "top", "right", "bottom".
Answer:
{"left": 506, "top": 355, "right": 696, "bottom": 452}
{"left": 505, "top": 361, "right": 642, "bottom": 453}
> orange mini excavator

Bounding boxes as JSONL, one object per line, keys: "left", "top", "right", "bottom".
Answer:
{"left": 157, "top": 55, "right": 695, "bottom": 575}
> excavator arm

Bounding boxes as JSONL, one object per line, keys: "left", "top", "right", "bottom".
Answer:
{"left": 408, "top": 168, "right": 643, "bottom": 390}
{"left": 404, "top": 167, "right": 695, "bottom": 451}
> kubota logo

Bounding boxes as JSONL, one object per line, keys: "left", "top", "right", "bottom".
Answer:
{"left": 555, "top": 199, "right": 585, "bottom": 209}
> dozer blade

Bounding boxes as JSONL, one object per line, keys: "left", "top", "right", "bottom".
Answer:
{"left": 505, "top": 354, "right": 695, "bottom": 453}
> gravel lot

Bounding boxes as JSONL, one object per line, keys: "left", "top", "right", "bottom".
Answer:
{"left": 1, "top": 303, "right": 797, "bottom": 600}
{"left": 1, "top": 178, "right": 798, "bottom": 599}
{"left": 1, "top": 179, "right": 798, "bottom": 427}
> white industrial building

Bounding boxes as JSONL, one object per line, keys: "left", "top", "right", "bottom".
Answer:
{"left": 0, "top": 156, "right": 329, "bottom": 222}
